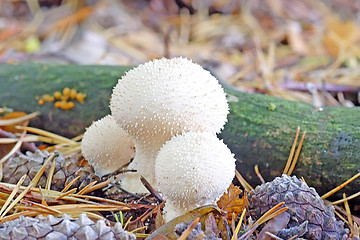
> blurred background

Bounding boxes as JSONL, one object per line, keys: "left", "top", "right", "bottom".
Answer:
{"left": 1, "top": 0, "right": 360, "bottom": 107}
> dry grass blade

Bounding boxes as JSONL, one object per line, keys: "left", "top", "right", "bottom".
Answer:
{"left": 178, "top": 217, "right": 200, "bottom": 240}
{"left": 252, "top": 202, "right": 286, "bottom": 227}
{"left": 15, "top": 126, "right": 77, "bottom": 144}
{"left": 283, "top": 126, "right": 300, "bottom": 175}
{"left": 0, "top": 112, "right": 39, "bottom": 126}
{"left": 0, "top": 174, "right": 26, "bottom": 217}
{"left": 235, "top": 170, "right": 253, "bottom": 192}
{"left": 231, "top": 208, "right": 246, "bottom": 240}
{"left": 321, "top": 172, "right": 360, "bottom": 199}
{"left": 287, "top": 130, "right": 306, "bottom": 176}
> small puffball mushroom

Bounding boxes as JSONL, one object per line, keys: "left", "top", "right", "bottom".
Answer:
{"left": 81, "top": 115, "right": 135, "bottom": 177}
{"left": 110, "top": 57, "right": 229, "bottom": 193}
{"left": 155, "top": 131, "right": 236, "bottom": 222}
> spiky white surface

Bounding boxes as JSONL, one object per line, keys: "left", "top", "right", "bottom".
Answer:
{"left": 81, "top": 115, "right": 135, "bottom": 177}
{"left": 155, "top": 131, "right": 235, "bottom": 222}
{"left": 110, "top": 57, "right": 229, "bottom": 193}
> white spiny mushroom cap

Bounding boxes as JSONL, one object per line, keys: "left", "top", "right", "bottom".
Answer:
{"left": 110, "top": 57, "right": 229, "bottom": 146}
{"left": 81, "top": 115, "right": 135, "bottom": 177}
{"left": 155, "top": 131, "right": 236, "bottom": 222}
{"left": 110, "top": 57, "right": 229, "bottom": 193}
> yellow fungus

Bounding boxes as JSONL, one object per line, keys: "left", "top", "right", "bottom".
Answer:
{"left": 60, "top": 95, "right": 69, "bottom": 101}
{"left": 38, "top": 99, "right": 44, "bottom": 105}
{"left": 54, "top": 101, "right": 61, "bottom": 108}
{"left": 54, "top": 91, "right": 61, "bottom": 99}
{"left": 42, "top": 94, "right": 53, "bottom": 102}
{"left": 67, "top": 101, "right": 75, "bottom": 109}
{"left": 60, "top": 101, "right": 74, "bottom": 110}
{"left": 70, "top": 89, "right": 77, "bottom": 99}
{"left": 63, "top": 87, "right": 70, "bottom": 96}
{"left": 76, "top": 93, "right": 86, "bottom": 104}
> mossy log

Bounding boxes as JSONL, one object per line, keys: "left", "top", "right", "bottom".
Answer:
{"left": 0, "top": 63, "right": 359, "bottom": 197}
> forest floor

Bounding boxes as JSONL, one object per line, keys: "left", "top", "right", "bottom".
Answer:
{"left": 0, "top": 0, "right": 360, "bottom": 239}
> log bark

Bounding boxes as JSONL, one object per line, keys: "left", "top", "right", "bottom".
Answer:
{"left": 0, "top": 63, "right": 359, "bottom": 197}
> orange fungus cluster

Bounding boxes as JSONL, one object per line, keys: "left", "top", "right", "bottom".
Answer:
{"left": 37, "top": 87, "right": 87, "bottom": 110}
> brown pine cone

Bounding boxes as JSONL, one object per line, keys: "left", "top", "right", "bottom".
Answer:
{"left": 3, "top": 150, "right": 99, "bottom": 191}
{"left": 248, "top": 174, "right": 347, "bottom": 240}
{"left": 0, "top": 213, "right": 136, "bottom": 240}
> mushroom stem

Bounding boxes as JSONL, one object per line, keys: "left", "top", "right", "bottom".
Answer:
{"left": 120, "top": 140, "right": 163, "bottom": 193}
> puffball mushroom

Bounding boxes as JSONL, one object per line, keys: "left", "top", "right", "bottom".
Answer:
{"left": 155, "top": 131, "right": 236, "bottom": 222}
{"left": 110, "top": 57, "right": 229, "bottom": 193}
{"left": 81, "top": 115, "right": 135, "bottom": 177}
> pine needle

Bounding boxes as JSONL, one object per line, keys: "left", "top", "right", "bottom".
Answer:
{"left": 254, "top": 165, "right": 265, "bottom": 184}
{"left": 80, "top": 179, "right": 112, "bottom": 194}
{"left": 77, "top": 180, "right": 98, "bottom": 195}
{"left": 235, "top": 170, "right": 253, "bottom": 192}
{"left": 331, "top": 190, "right": 360, "bottom": 205}
{"left": 252, "top": 202, "right": 286, "bottom": 227}
{"left": 0, "top": 174, "right": 27, "bottom": 217}
{"left": 123, "top": 216, "right": 133, "bottom": 230}
{"left": 56, "top": 188, "right": 77, "bottom": 200}
{"left": 45, "top": 159, "right": 56, "bottom": 190}
{"left": 30, "top": 152, "right": 56, "bottom": 187}
{"left": 343, "top": 193, "right": 354, "bottom": 233}
{"left": 15, "top": 126, "right": 77, "bottom": 144}
{"left": 61, "top": 176, "right": 80, "bottom": 193}
{"left": 21, "top": 200, "right": 62, "bottom": 214}
{"left": 0, "top": 112, "right": 39, "bottom": 126}
{"left": 0, "top": 182, "right": 34, "bottom": 218}
{"left": 0, "top": 127, "right": 27, "bottom": 164}
{"left": 287, "top": 130, "right": 306, "bottom": 176}
{"left": 178, "top": 217, "right": 200, "bottom": 240}
{"left": 283, "top": 126, "right": 300, "bottom": 175}
{"left": 231, "top": 208, "right": 246, "bottom": 240}
{"left": 321, "top": 172, "right": 360, "bottom": 199}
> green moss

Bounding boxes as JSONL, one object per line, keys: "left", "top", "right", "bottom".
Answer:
{"left": 0, "top": 63, "right": 132, "bottom": 137}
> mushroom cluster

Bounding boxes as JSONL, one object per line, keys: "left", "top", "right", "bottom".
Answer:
{"left": 110, "top": 57, "right": 230, "bottom": 193}
{"left": 81, "top": 57, "right": 236, "bottom": 222}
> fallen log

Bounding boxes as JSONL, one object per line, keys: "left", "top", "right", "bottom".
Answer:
{"left": 0, "top": 63, "right": 359, "bottom": 197}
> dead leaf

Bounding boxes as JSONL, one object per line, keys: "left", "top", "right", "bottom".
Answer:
{"left": 146, "top": 205, "right": 221, "bottom": 240}
{"left": 217, "top": 184, "right": 246, "bottom": 222}
{"left": 323, "top": 15, "right": 360, "bottom": 56}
